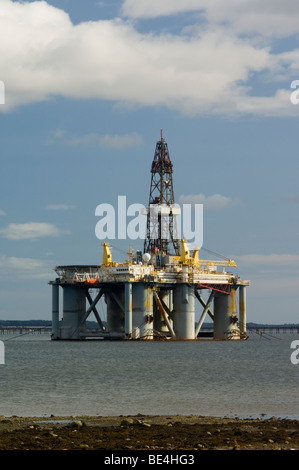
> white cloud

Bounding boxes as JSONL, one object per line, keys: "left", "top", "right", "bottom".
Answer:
{"left": 0, "top": 79, "right": 4, "bottom": 104}
{"left": 203, "top": 0, "right": 299, "bottom": 38}
{"left": 99, "top": 132, "right": 143, "bottom": 149}
{"left": 46, "top": 129, "right": 66, "bottom": 145}
{"left": 0, "top": 255, "right": 52, "bottom": 280}
{"left": 237, "top": 254, "right": 299, "bottom": 267}
{"left": 46, "top": 204, "right": 75, "bottom": 211}
{"left": 0, "top": 210, "right": 6, "bottom": 216}
{"left": 0, "top": 0, "right": 297, "bottom": 116}
{"left": 283, "top": 194, "right": 299, "bottom": 204}
{"left": 122, "top": 0, "right": 299, "bottom": 37}
{"left": 0, "top": 222, "right": 68, "bottom": 240}
{"left": 179, "top": 193, "right": 240, "bottom": 210}
{"left": 232, "top": 89, "right": 297, "bottom": 117}
{"left": 68, "top": 132, "right": 143, "bottom": 149}
{"left": 121, "top": 0, "right": 202, "bottom": 19}
{"left": 249, "top": 277, "right": 299, "bottom": 295}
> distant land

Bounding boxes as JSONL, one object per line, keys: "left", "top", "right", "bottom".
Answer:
{"left": 0, "top": 320, "right": 298, "bottom": 329}
{"left": 0, "top": 319, "right": 99, "bottom": 328}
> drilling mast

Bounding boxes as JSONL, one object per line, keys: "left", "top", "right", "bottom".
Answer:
{"left": 144, "top": 130, "right": 180, "bottom": 256}
{"left": 50, "top": 130, "right": 250, "bottom": 342}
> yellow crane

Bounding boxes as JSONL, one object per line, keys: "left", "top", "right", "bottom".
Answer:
{"left": 102, "top": 242, "right": 118, "bottom": 266}
{"left": 180, "top": 239, "right": 237, "bottom": 269}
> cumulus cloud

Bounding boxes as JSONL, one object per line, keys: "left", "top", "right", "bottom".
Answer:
{"left": 46, "top": 204, "right": 75, "bottom": 211}
{"left": 0, "top": 0, "right": 297, "bottom": 116}
{"left": 68, "top": 132, "right": 143, "bottom": 149}
{"left": 237, "top": 254, "right": 299, "bottom": 266}
{"left": 121, "top": 0, "right": 202, "bottom": 19}
{"left": 122, "top": 0, "right": 299, "bottom": 37}
{"left": 0, "top": 255, "right": 52, "bottom": 280}
{"left": 282, "top": 194, "right": 299, "bottom": 204}
{"left": 0, "top": 222, "right": 69, "bottom": 240}
{"left": 178, "top": 193, "right": 240, "bottom": 210}
{"left": 0, "top": 80, "right": 4, "bottom": 104}
{"left": 209, "top": 1, "right": 299, "bottom": 37}
{"left": 249, "top": 277, "right": 299, "bottom": 295}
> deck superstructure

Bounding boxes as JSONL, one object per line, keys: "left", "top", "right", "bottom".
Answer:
{"left": 49, "top": 132, "right": 250, "bottom": 341}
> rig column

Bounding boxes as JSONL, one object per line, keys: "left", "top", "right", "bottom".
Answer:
{"left": 153, "top": 289, "right": 173, "bottom": 335}
{"left": 60, "top": 286, "right": 87, "bottom": 339}
{"left": 51, "top": 283, "right": 59, "bottom": 339}
{"left": 125, "top": 282, "right": 133, "bottom": 337}
{"left": 106, "top": 286, "right": 125, "bottom": 337}
{"left": 131, "top": 284, "right": 153, "bottom": 339}
{"left": 239, "top": 285, "right": 247, "bottom": 336}
{"left": 213, "top": 288, "right": 239, "bottom": 340}
{"left": 173, "top": 284, "right": 195, "bottom": 339}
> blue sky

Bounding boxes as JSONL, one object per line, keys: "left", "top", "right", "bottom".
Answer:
{"left": 0, "top": 0, "right": 298, "bottom": 324}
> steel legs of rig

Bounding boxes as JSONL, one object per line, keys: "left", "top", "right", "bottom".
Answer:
{"left": 213, "top": 287, "right": 240, "bottom": 340}
{"left": 153, "top": 289, "right": 173, "bottom": 336}
{"left": 51, "top": 284, "right": 91, "bottom": 340}
{"left": 51, "top": 282, "right": 248, "bottom": 340}
{"left": 60, "top": 286, "right": 87, "bottom": 339}
{"left": 194, "top": 284, "right": 247, "bottom": 340}
{"left": 131, "top": 283, "right": 153, "bottom": 339}
{"left": 106, "top": 282, "right": 154, "bottom": 339}
{"left": 125, "top": 282, "right": 132, "bottom": 337}
{"left": 172, "top": 284, "right": 195, "bottom": 339}
{"left": 51, "top": 284, "right": 59, "bottom": 340}
{"left": 238, "top": 285, "right": 247, "bottom": 336}
{"left": 106, "top": 285, "right": 125, "bottom": 337}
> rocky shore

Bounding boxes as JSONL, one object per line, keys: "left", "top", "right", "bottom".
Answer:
{"left": 0, "top": 414, "right": 298, "bottom": 451}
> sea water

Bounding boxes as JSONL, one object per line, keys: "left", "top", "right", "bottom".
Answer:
{"left": 0, "top": 332, "right": 298, "bottom": 418}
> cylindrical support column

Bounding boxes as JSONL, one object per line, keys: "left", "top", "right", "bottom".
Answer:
{"left": 106, "top": 286, "right": 125, "bottom": 337}
{"left": 153, "top": 289, "right": 173, "bottom": 335}
{"left": 51, "top": 284, "right": 59, "bottom": 339}
{"left": 125, "top": 282, "right": 132, "bottom": 337}
{"left": 214, "top": 288, "right": 240, "bottom": 340}
{"left": 169, "top": 289, "right": 173, "bottom": 312}
{"left": 61, "top": 286, "right": 86, "bottom": 339}
{"left": 131, "top": 283, "right": 153, "bottom": 339}
{"left": 173, "top": 284, "right": 195, "bottom": 339}
{"left": 194, "top": 290, "right": 215, "bottom": 338}
{"left": 239, "top": 286, "right": 246, "bottom": 336}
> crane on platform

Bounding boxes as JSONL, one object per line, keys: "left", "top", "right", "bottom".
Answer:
{"left": 180, "top": 239, "right": 237, "bottom": 269}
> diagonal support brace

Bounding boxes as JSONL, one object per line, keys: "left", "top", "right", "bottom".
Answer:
{"left": 86, "top": 290, "right": 106, "bottom": 331}
{"left": 195, "top": 289, "right": 214, "bottom": 320}
{"left": 194, "top": 290, "right": 215, "bottom": 337}
{"left": 70, "top": 288, "right": 105, "bottom": 338}
{"left": 153, "top": 290, "right": 176, "bottom": 338}
{"left": 80, "top": 288, "right": 104, "bottom": 327}
{"left": 107, "top": 289, "right": 125, "bottom": 316}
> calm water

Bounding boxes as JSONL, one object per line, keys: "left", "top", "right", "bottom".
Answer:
{"left": 0, "top": 332, "right": 298, "bottom": 419}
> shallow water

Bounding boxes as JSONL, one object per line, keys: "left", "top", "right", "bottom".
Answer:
{"left": 0, "top": 332, "right": 298, "bottom": 418}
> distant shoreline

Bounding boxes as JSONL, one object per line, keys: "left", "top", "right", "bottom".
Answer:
{"left": 1, "top": 320, "right": 299, "bottom": 328}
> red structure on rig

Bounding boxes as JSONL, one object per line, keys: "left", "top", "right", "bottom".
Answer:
{"left": 144, "top": 130, "right": 180, "bottom": 256}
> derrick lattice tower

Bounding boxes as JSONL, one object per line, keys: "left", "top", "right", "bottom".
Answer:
{"left": 144, "top": 130, "right": 180, "bottom": 256}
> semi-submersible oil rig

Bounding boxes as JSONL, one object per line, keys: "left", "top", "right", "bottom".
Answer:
{"left": 49, "top": 132, "right": 250, "bottom": 341}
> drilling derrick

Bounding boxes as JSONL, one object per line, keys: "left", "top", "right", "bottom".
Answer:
{"left": 50, "top": 131, "right": 250, "bottom": 342}
{"left": 144, "top": 130, "right": 180, "bottom": 257}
